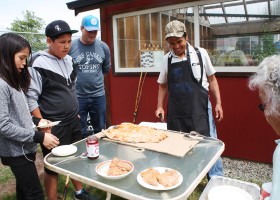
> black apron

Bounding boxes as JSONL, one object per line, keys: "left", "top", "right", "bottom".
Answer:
{"left": 167, "top": 46, "right": 210, "bottom": 137}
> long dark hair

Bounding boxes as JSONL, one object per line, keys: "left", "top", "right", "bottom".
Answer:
{"left": 0, "top": 33, "right": 32, "bottom": 93}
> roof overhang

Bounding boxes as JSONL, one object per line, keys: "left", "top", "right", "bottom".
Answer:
{"left": 66, "top": 0, "right": 130, "bottom": 16}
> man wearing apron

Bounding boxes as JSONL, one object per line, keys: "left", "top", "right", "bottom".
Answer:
{"left": 155, "top": 20, "right": 224, "bottom": 179}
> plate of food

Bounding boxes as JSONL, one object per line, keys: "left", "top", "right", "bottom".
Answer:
{"left": 102, "top": 122, "right": 168, "bottom": 143}
{"left": 51, "top": 145, "right": 77, "bottom": 157}
{"left": 137, "top": 167, "right": 183, "bottom": 190}
{"left": 96, "top": 157, "right": 134, "bottom": 180}
{"left": 37, "top": 121, "right": 61, "bottom": 128}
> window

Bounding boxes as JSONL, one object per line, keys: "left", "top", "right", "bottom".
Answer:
{"left": 113, "top": 0, "right": 280, "bottom": 74}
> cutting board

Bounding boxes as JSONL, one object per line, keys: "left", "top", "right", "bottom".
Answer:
{"left": 95, "top": 130, "right": 199, "bottom": 157}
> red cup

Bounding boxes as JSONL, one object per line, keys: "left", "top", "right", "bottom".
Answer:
{"left": 260, "top": 182, "right": 272, "bottom": 200}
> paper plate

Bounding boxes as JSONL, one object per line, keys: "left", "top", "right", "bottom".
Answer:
{"left": 37, "top": 121, "right": 61, "bottom": 128}
{"left": 208, "top": 185, "right": 253, "bottom": 200}
{"left": 96, "top": 160, "right": 134, "bottom": 180}
{"left": 137, "top": 167, "right": 183, "bottom": 190}
{"left": 51, "top": 145, "right": 77, "bottom": 157}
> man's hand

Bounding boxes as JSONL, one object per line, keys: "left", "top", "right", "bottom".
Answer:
{"left": 155, "top": 107, "right": 165, "bottom": 121}
{"left": 215, "top": 104, "right": 223, "bottom": 122}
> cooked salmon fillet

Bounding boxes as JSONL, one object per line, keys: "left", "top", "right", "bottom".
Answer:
{"left": 158, "top": 169, "right": 179, "bottom": 187}
{"left": 140, "top": 168, "right": 160, "bottom": 186}
{"left": 141, "top": 168, "right": 180, "bottom": 187}
{"left": 107, "top": 157, "right": 132, "bottom": 176}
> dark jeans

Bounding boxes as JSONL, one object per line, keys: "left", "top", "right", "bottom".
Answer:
{"left": 78, "top": 95, "right": 106, "bottom": 138}
{"left": 10, "top": 162, "right": 44, "bottom": 200}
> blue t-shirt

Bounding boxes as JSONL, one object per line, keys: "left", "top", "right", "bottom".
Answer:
{"left": 69, "top": 39, "right": 111, "bottom": 97}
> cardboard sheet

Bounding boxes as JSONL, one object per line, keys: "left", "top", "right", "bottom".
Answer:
{"left": 96, "top": 130, "right": 199, "bottom": 157}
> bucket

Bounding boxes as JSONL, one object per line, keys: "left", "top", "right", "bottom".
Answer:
{"left": 260, "top": 182, "right": 272, "bottom": 200}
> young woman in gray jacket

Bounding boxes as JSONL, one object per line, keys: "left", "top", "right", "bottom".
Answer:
{"left": 0, "top": 33, "right": 59, "bottom": 200}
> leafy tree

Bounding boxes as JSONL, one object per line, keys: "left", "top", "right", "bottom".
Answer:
{"left": 8, "top": 10, "right": 47, "bottom": 52}
{"left": 252, "top": 32, "right": 278, "bottom": 65}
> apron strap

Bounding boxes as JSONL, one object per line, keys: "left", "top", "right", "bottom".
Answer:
{"left": 194, "top": 47, "right": 204, "bottom": 86}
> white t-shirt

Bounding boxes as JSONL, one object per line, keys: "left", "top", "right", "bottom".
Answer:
{"left": 157, "top": 44, "right": 216, "bottom": 91}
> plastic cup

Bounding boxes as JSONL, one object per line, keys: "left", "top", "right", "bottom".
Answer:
{"left": 260, "top": 182, "right": 272, "bottom": 200}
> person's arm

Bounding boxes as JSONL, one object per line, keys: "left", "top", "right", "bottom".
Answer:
{"left": 31, "top": 107, "right": 43, "bottom": 118}
{"left": 270, "top": 143, "right": 280, "bottom": 200}
{"left": 155, "top": 83, "right": 168, "bottom": 120}
{"left": 32, "top": 116, "right": 41, "bottom": 126}
{"left": 208, "top": 74, "right": 223, "bottom": 122}
{"left": 31, "top": 107, "right": 52, "bottom": 133}
{"left": 102, "top": 42, "right": 111, "bottom": 74}
{"left": 26, "top": 67, "right": 42, "bottom": 114}
{"left": 31, "top": 107, "right": 59, "bottom": 148}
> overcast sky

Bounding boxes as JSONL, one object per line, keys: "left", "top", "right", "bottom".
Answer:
{"left": 0, "top": 0, "right": 100, "bottom": 36}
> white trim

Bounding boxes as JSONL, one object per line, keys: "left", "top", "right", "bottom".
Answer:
{"left": 215, "top": 66, "right": 258, "bottom": 73}
{"left": 194, "top": 6, "right": 200, "bottom": 47}
{"left": 138, "top": 16, "right": 141, "bottom": 50}
{"left": 115, "top": 67, "right": 162, "bottom": 73}
{"left": 112, "top": 0, "right": 258, "bottom": 73}
{"left": 112, "top": 0, "right": 232, "bottom": 19}
{"left": 112, "top": 17, "right": 119, "bottom": 69}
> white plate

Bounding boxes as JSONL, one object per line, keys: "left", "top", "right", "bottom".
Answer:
{"left": 37, "top": 121, "right": 61, "bottom": 128}
{"left": 96, "top": 160, "right": 134, "bottom": 180}
{"left": 51, "top": 145, "right": 77, "bottom": 157}
{"left": 208, "top": 185, "right": 253, "bottom": 200}
{"left": 137, "top": 167, "right": 183, "bottom": 190}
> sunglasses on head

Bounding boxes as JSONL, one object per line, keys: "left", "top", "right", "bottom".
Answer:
{"left": 258, "top": 103, "right": 266, "bottom": 112}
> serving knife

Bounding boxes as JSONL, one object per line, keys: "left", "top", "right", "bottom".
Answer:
{"left": 184, "top": 131, "right": 221, "bottom": 142}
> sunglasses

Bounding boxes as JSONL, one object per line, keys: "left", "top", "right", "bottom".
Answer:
{"left": 258, "top": 103, "right": 266, "bottom": 112}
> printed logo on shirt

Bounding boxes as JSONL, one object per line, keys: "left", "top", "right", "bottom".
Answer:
{"left": 72, "top": 51, "right": 104, "bottom": 73}
{"left": 78, "top": 64, "right": 100, "bottom": 73}
{"left": 192, "top": 63, "right": 200, "bottom": 66}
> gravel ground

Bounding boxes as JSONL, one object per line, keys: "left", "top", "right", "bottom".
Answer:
{"left": 222, "top": 156, "right": 273, "bottom": 184}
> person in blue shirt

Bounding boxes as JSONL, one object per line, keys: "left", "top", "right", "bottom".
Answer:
{"left": 69, "top": 15, "right": 111, "bottom": 138}
{"left": 249, "top": 54, "right": 280, "bottom": 200}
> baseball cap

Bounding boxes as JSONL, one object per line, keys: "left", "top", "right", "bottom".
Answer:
{"left": 81, "top": 15, "right": 100, "bottom": 31}
{"left": 45, "top": 20, "right": 78, "bottom": 37}
{"left": 165, "top": 20, "right": 186, "bottom": 39}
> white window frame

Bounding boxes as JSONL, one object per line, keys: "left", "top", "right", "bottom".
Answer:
{"left": 112, "top": 0, "right": 258, "bottom": 73}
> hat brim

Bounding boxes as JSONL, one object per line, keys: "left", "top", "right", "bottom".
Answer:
{"left": 47, "top": 30, "right": 78, "bottom": 37}
{"left": 84, "top": 26, "right": 99, "bottom": 31}
{"left": 165, "top": 32, "right": 185, "bottom": 39}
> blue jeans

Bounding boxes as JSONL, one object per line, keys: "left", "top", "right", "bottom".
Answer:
{"left": 78, "top": 95, "right": 106, "bottom": 138}
{"left": 207, "top": 100, "right": 224, "bottom": 179}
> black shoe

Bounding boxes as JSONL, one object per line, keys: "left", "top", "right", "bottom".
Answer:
{"left": 74, "top": 188, "right": 98, "bottom": 200}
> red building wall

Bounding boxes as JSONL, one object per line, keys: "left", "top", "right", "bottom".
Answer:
{"left": 101, "top": 0, "right": 278, "bottom": 163}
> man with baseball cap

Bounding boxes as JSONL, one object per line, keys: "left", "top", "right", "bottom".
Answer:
{"left": 69, "top": 15, "right": 111, "bottom": 138}
{"left": 155, "top": 20, "right": 224, "bottom": 180}
{"left": 81, "top": 15, "right": 100, "bottom": 31}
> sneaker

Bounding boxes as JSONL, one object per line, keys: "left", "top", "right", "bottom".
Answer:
{"left": 74, "top": 188, "right": 98, "bottom": 200}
